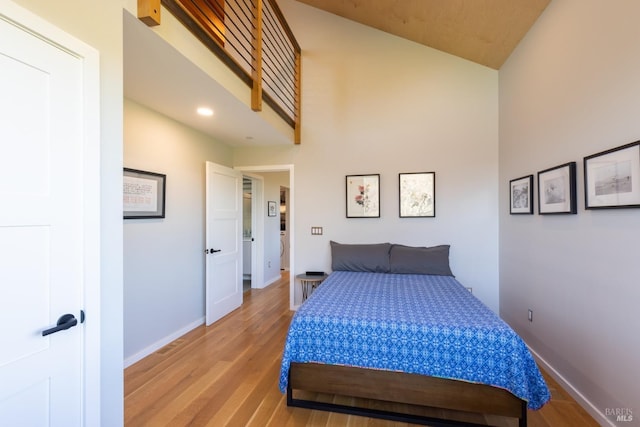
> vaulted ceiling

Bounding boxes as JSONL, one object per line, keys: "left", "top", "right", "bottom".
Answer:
{"left": 294, "top": 0, "right": 551, "bottom": 69}
{"left": 124, "top": 1, "right": 552, "bottom": 148}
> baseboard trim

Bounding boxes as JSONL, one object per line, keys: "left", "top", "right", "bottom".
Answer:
{"left": 261, "top": 274, "right": 281, "bottom": 288}
{"left": 529, "top": 348, "right": 613, "bottom": 427}
{"left": 123, "top": 317, "right": 205, "bottom": 368}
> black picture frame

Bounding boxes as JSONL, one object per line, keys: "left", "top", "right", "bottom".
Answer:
{"left": 346, "top": 174, "right": 380, "bottom": 218}
{"left": 584, "top": 141, "right": 640, "bottom": 209}
{"left": 509, "top": 175, "right": 534, "bottom": 214}
{"left": 399, "top": 172, "right": 436, "bottom": 217}
{"left": 537, "top": 162, "right": 577, "bottom": 215}
{"left": 267, "top": 200, "right": 277, "bottom": 217}
{"left": 123, "top": 168, "right": 166, "bottom": 219}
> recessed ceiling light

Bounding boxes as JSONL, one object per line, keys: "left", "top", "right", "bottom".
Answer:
{"left": 197, "top": 107, "right": 214, "bottom": 116}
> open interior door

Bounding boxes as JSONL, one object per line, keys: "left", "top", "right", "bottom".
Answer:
{"left": 205, "top": 162, "right": 243, "bottom": 325}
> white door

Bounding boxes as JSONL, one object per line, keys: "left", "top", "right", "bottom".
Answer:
{"left": 205, "top": 162, "right": 243, "bottom": 325}
{"left": 0, "top": 9, "right": 89, "bottom": 427}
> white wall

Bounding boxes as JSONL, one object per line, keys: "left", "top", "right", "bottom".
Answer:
{"left": 10, "top": 0, "right": 125, "bottom": 424}
{"left": 499, "top": 1, "right": 640, "bottom": 424}
{"left": 235, "top": 0, "right": 501, "bottom": 308}
{"left": 123, "top": 99, "right": 233, "bottom": 362}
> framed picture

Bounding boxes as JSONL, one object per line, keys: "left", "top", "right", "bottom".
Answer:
{"left": 267, "top": 200, "right": 277, "bottom": 217}
{"left": 346, "top": 174, "right": 380, "bottom": 218}
{"left": 584, "top": 141, "right": 640, "bottom": 209}
{"left": 537, "top": 162, "right": 577, "bottom": 214}
{"left": 399, "top": 172, "right": 435, "bottom": 217}
{"left": 509, "top": 175, "right": 533, "bottom": 214}
{"left": 123, "top": 168, "right": 166, "bottom": 219}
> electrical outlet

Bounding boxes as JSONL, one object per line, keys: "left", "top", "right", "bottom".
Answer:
{"left": 528, "top": 309, "right": 533, "bottom": 322}
{"left": 268, "top": 261, "right": 271, "bottom": 268}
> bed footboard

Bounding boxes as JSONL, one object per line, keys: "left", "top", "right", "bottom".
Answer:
{"left": 287, "top": 362, "right": 527, "bottom": 427}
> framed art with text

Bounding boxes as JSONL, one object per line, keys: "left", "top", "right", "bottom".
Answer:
{"left": 399, "top": 172, "right": 435, "bottom": 217}
{"left": 584, "top": 141, "right": 640, "bottom": 209}
{"left": 509, "top": 175, "right": 533, "bottom": 214}
{"left": 123, "top": 168, "right": 166, "bottom": 219}
{"left": 537, "top": 162, "right": 577, "bottom": 215}
{"left": 346, "top": 174, "right": 380, "bottom": 218}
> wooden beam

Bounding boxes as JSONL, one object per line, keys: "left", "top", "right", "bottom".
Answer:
{"left": 138, "top": 0, "right": 161, "bottom": 26}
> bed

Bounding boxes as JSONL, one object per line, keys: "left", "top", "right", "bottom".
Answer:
{"left": 279, "top": 242, "right": 550, "bottom": 426}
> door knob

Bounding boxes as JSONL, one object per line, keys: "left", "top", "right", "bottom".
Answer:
{"left": 42, "top": 313, "right": 78, "bottom": 336}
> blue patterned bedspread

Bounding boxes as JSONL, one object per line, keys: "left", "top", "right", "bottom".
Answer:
{"left": 278, "top": 271, "right": 550, "bottom": 410}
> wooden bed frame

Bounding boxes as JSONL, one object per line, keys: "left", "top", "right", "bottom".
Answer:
{"left": 287, "top": 362, "right": 527, "bottom": 427}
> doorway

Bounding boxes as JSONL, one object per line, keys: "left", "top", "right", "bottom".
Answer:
{"left": 280, "top": 187, "right": 290, "bottom": 271}
{"left": 242, "top": 177, "right": 253, "bottom": 292}
{"left": 242, "top": 176, "right": 264, "bottom": 292}
{"left": 235, "top": 165, "right": 294, "bottom": 309}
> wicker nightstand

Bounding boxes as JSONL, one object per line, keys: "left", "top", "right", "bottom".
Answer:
{"left": 296, "top": 273, "right": 328, "bottom": 301}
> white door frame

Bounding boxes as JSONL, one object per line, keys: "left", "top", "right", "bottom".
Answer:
{"left": 235, "top": 165, "right": 294, "bottom": 309}
{"left": 0, "top": 2, "right": 101, "bottom": 425}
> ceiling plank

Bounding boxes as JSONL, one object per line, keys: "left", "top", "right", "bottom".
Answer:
{"left": 294, "top": 0, "right": 550, "bottom": 69}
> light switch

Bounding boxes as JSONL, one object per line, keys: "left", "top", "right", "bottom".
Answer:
{"left": 311, "top": 227, "right": 323, "bottom": 235}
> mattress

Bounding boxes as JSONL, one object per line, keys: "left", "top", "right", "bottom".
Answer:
{"left": 278, "top": 271, "right": 550, "bottom": 410}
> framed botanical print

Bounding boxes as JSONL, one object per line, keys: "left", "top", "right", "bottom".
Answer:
{"left": 346, "top": 174, "right": 380, "bottom": 218}
{"left": 399, "top": 172, "right": 435, "bottom": 217}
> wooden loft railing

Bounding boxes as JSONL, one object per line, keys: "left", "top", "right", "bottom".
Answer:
{"left": 139, "top": 0, "right": 302, "bottom": 144}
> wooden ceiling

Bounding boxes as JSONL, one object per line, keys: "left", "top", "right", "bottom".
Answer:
{"left": 293, "top": 0, "right": 550, "bottom": 69}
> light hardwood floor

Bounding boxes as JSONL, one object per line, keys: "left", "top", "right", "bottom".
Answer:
{"left": 124, "top": 273, "right": 599, "bottom": 426}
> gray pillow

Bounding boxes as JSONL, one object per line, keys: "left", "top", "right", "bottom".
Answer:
{"left": 389, "top": 244, "right": 454, "bottom": 276}
{"left": 330, "top": 241, "right": 391, "bottom": 273}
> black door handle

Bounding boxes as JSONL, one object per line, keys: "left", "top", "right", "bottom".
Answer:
{"left": 42, "top": 313, "right": 78, "bottom": 336}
